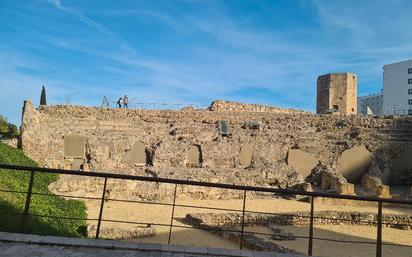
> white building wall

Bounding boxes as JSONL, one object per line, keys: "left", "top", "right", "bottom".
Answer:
{"left": 383, "top": 59, "right": 412, "bottom": 115}
{"left": 357, "top": 93, "right": 383, "bottom": 116}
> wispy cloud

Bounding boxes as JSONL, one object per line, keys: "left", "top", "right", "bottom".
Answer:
{"left": 46, "top": 0, "right": 113, "bottom": 36}
{"left": 2, "top": 0, "right": 412, "bottom": 124}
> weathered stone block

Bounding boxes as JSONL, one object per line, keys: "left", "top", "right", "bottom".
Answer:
{"left": 337, "top": 145, "right": 372, "bottom": 183}
{"left": 239, "top": 144, "right": 253, "bottom": 168}
{"left": 337, "top": 183, "right": 355, "bottom": 195}
{"left": 361, "top": 173, "right": 382, "bottom": 193}
{"left": 186, "top": 145, "right": 202, "bottom": 167}
{"left": 377, "top": 185, "right": 391, "bottom": 198}
{"left": 122, "top": 142, "right": 146, "bottom": 165}
{"left": 64, "top": 135, "right": 87, "bottom": 158}
{"left": 287, "top": 149, "right": 318, "bottom": 177}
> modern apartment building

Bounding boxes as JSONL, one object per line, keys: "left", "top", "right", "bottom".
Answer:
{"left": 383, "top": 59, "right": 412, "bottom": 115}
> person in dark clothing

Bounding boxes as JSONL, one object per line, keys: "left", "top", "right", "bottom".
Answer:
{"left": 123, "top": 95, "right": 129, "bottom": 108}
{"left": 116, "top": 98, "right": 122, "bottom": 108}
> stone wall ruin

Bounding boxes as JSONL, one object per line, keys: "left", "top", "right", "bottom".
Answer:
{"left": 20, "top": 100, "right": 412, "bottom": 200}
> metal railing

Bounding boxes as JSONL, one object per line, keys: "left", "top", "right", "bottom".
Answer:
{"left": 1, "top": 163, "right": 412, "bottom": 257}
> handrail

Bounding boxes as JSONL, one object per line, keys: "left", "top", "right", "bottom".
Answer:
{"left": 1, "top": 162, "right": 412, "bottom": 257}
{"left": 0, "top": 163, "right": 411, "bottom": 205}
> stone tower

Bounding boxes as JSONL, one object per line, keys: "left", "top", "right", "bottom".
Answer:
{"left": 316, "top": 73, "right": 357, "bottom": 114}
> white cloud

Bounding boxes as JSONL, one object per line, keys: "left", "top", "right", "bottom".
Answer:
{"left": 46, "top": 0, "right": 113, "bottom": 36}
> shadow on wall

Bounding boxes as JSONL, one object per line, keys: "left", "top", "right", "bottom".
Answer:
{"left": 375, "top": 118, "right": 412, "bottom": 186}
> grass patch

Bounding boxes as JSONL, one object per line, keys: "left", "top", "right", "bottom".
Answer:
{"left": 0, "top": 142, "right": 87, "bottom": 237}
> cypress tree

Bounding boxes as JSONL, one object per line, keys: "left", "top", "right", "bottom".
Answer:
{"left": 40, "top": 86, "right": 47, "bottom": 106}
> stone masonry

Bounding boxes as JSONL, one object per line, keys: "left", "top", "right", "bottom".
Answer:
{"left": 317, "top": 73, "right": 357, "bottom": 114}
{"left": 20, "top": 100, "right": 412, "bottom": 200}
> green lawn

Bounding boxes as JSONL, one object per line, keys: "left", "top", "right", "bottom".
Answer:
{"left": 0, "top": 142, "right": 87, "bottom": 237}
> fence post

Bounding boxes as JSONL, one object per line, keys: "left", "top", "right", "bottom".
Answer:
{"left": 240, "top": 190, "right": 247, "bottom": 249}
{"left": 95, "top": 177, "right": 108, "bottom": 239}
{"left": 21, "top": 170, "right": 35, "bottom": 234}
{"left": 376, "top": 201, "right": 383, "bottom": 257}
{"left": 308, "top": 196, "right": 315, "bottom": 256}
{"left": 168, "top": 184, "right": 178, "bottom": 244}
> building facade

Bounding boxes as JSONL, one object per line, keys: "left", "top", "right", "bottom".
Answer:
{"left": 383, "top": 59, "right": 412, "bottom": 115}
{"left": 316, "top": 73, "right": 357, "bottom": 114}
{"left": 357, "top": 93, "right": 383, "bottom": 116}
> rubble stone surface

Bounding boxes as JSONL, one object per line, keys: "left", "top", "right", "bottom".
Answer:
{"left": 20, "top": 100, "right": 412, "bottom": 199}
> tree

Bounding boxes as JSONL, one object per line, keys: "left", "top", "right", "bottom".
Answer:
{"left": 0, "top": 115, "right": 20, "bottom": 138}
{"left": 0, "top": 116, "right": 8, "bottom": 135}
{"left": 40, "top": 85, "right": 47, "bottom": 106}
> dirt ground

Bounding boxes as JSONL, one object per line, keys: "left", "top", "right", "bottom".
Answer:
{"left": 81, "top": 193, "right": 412, "bottom": 257}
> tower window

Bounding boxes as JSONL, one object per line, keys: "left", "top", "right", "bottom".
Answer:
{"left": 409, "top": 78, "right": 412, "bottom": 84}
{"left": 409, "top": 99, "right": 412, "bottom": 105}
{"left": 409, "top": 109, "right": 412, "bottom": 115}
{"left": 408, "top": 89, "right": 412, "bottom": 95}
{"left": 408, "top": 68, "right": 412, "bottom": 74}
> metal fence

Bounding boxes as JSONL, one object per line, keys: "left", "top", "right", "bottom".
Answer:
{"left": 0, "top": 163, "right": 412, "bottom": 257}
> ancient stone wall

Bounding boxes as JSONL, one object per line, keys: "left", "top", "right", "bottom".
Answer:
{"left": 185, "top": 211, "right": 412, "bottom": 230}
{"left": 208, "top": 100, "right": 308, "bottom": 114}
{"left": 20, "top": 100, "right": 412, "bottom": 199}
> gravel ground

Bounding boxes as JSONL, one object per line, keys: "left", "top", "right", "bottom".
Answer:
{"left": 84, "top": 196, "right": 412, "bottom": 257}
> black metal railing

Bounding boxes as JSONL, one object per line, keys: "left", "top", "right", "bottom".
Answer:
{"left": 0, "top": 163, "right": 412, "bottom": 257}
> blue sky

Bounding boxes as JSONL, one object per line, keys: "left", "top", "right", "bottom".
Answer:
{"left": 1, "top": 0, "right": 412, "bottom": 124}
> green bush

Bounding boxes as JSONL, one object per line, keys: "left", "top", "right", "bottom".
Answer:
{"left": 0, "top": 115, "right": 20, "bottom": 138}
{"left": 0, "top": 143, "right": 87, "bottom": 237}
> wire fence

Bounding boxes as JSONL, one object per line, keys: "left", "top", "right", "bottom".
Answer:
{"left": 0, "top": 163, "right": 412, "bottom": 257}
{"left": 100, "top": 96, "right": 209, "bottom": 110}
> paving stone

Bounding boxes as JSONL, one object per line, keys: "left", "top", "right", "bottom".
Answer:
{"left": 183, "top": 246, "right": 208, "bottom": 255}
{"left": 0, "top": 232, "right": 315, "bottom": 257}
{"left": 207, "top": 247, "right": 231, "bottom": 256}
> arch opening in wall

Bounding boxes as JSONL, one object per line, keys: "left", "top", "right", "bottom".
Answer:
{"left": 186, "top": 145, "right": 202, "bottom": 168}
{"left": 122, "top": 141, "right": 148, "bottom": 166}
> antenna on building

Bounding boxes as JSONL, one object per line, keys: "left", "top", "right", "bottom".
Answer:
{"left": 101, "top": 96, "right": 110, "bottom": 108}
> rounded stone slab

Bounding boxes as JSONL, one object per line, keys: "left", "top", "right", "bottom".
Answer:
{"left": 186, "top": 145, "right": 202, "bottom": 167}
{"left": 287, "top": 149, "right": 319, "bottom": 177}
{"left": 337, "top": 145, "right": 372, "bottom": 183}
{"left": 239, "top": 144, "right": 253, "bottom": 168}
{"left": 122, "top": 142, "right": 146, "bottom": 165}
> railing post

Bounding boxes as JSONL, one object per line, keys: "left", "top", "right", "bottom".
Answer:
{"left": 308, "top": 196, "right": 315, "bottom": 256}
{"left": 168, "top": 184, "right": 178, "bottom": 245}
{"left": 240, "top": 190, "right": 247, "bottom": 249}
{"left": 21, "top": 170, "right": 35, "bottom": 234}
{"left": 95, "top": 177, "right": 108, "bottom": 239}
{"left": 376, "top": 201, "right": 383, "bottom": 257}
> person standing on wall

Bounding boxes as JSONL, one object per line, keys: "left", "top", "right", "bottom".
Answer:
{"left": 116, "top": 97, "right": 122, "bottom": 108}
{"left": 123, "top": 95, "right": 129, "bottom": 108}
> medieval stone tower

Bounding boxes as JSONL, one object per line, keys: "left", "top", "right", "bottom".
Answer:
{"left": 316, "top": 73, "right": 357, "bottom": 114}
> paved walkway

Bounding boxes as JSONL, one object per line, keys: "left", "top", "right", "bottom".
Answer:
{"left": 0, "top": 232, "right": 308, "bottom": 257}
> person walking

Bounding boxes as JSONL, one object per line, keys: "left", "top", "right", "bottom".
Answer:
{"left": 123, "top": 95, "right": 129, "bottom": 108}
{"left": 116, "top": 97, "right": 122, "bottom": 108}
